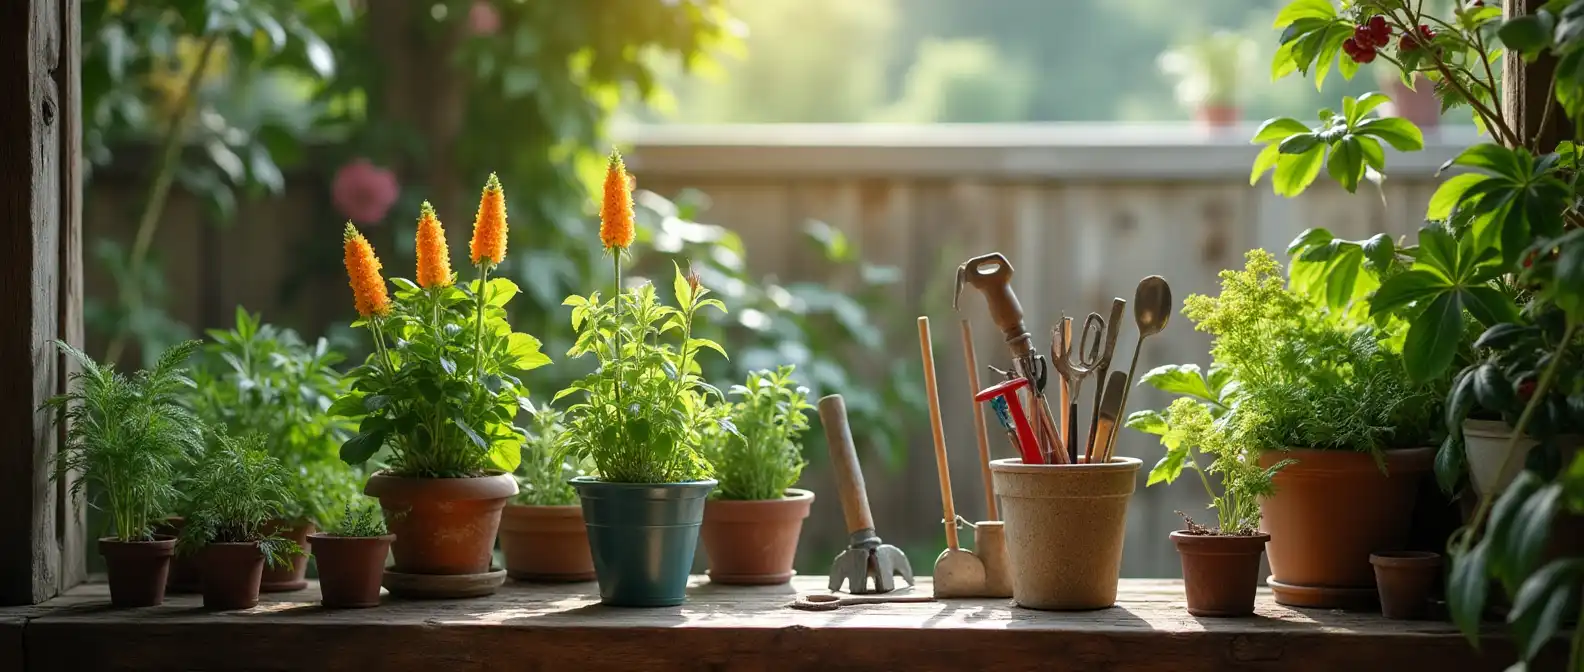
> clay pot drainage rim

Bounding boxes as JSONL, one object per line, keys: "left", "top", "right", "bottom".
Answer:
{"left": 1369, "top": 551, "right": 1442, "bottom": 567}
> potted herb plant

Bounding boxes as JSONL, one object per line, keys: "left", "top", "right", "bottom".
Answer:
{"left": 309, "top": 499, "right": 394, "bottom": 608}
{"left": 44, "top": 340, "right": 203, "bottom": 608}
{"left": 176, "top": 432, "right": 302, "bottom": 610}
{"left": 1134, "top": 250, "right": 1439, "bottom": 609}
{"left": 333, "top": 189, "right": 549, "bottom": 597}
{"left": 1131, "top": 394, "right": 1289, "bottom": 617}
{"left": 1157, "top": 30, "right": 1258, "bottom": 127}
{"left": 498, "top": 404, "right": 596, "bottom": 582}
{"left": 187, "top": 308, "right": 363, "bottom": 592}
{"left": 557, "top": 150, "right": 729, "bottom": 607}
{"left": 700, "top": 366, "right": 815, "bottom": 585}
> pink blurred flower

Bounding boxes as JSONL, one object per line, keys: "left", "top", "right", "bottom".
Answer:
{"left": 332, "top": 159, "right": 399, "bottom": 225}
{"left": 468, "top": 1, "right": 501, "bottom": 36}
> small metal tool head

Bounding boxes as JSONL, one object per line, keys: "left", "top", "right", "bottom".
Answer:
{"left": 827, "top": 530, "right": 915, "bottom": 594}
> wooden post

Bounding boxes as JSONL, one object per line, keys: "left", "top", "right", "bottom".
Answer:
{"left": 1504, "top": 0, "right": 1571, "bottom": 152}
{"left": 0, "top": 0, "right": 85, "bottom": 606}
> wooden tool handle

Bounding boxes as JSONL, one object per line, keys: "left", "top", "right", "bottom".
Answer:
{"left": 917, "top": 317, "right": 959, "bottom": 551}
{"left": 959, "top": 319, "right": 998, "bottom": 521}
{"left": 819, "top": 394, "right": 875, "bottom": 535}
{"left": 961, "top": 253, "right": 1027, "bottom": 342}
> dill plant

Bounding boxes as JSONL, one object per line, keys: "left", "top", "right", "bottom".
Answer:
{"left": 44, "top": 340, "right": 204, "bottom": 542}
{"left": 705, "top": 366, "right": 812, "bottom": 501}
{"left": 511, "top": 404, "right": 586, "bottom": 506}
{"left": 325, "top": 499, "right": 388, "bottom": 537}
{"left": 176, "top": 432, "right": 302, "bottom": 568}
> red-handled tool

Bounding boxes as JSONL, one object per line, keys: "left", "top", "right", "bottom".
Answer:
{"left": 975, "top": 378, "right": 1043, "bottom": 465}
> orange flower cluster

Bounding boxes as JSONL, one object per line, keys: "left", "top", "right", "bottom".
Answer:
{"left": 415, "top": 201, "right": 453, "bottom": 288}
{"left": 470, "top": 173, "right": 508, "bottom": 267}
{"left": 342, "top": 223, "right": 389, "bottom": 318}
{"left": 600, "top": 150, "right": 635, "bottom": 252}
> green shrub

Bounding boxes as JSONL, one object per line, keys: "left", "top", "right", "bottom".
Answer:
{"left": 706, "top": 366, "right": 811, "bottom": 501}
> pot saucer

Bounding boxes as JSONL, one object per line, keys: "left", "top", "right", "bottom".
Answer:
{"left": 383, "top": 568, "right": 506, "bottom": 599}
{"left": 1267, "top": 578, "right": 1379, "bottom": 610}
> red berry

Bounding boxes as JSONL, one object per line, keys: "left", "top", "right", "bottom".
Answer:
{"left": 1518, "top": 379, "right": 1537, "bottom": 402}
{"left": 1367, "top": 16, "right": 1390, "bottom": 46}
{"left": 1400, "top": 24, "right": 1436, "bottom": 51}
{"left": 1468, "top": 0, "right": 1485, "bottom": 7}
{"left": 1353, "top": 25, "right": 1372, "bottom": 45}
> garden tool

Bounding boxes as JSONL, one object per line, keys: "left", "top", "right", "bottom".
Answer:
{"left": 790, "top": 592, "right": 936, "bottom": 611}
{"left": 1053, "top": 313, "right": 1104, "bottom": 462}
{"left": 989, "top": 397, "right": 1023, "bottom": 459}
{"left": 1092, "top": 370, "right": 1128, "bottom": 463}
{"left": 818, "top": 394, "right": 915, "bottom": 594}
{"left": 918, "top": 317, "right": 987, "bottom": 598}
{"left": 955, "top": 253, "right": 1068, "bottom": 464}
{"left": 976, "top": 378, "right": 1040, "bottom": 465}
{"left": 1084, "top": 298, "right": 1127, "bottom": 460}
{"left": 958, "top": 318, "right": 998, "bottom": 520}
{"left": 1106, "top": 275, "right": 1173, "bottom": 458}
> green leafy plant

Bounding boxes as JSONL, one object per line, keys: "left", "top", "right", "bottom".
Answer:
{"left": 325, "top": 499, "right": 388, "bottom": 538}
{"left": 44, "top": 340, "right": 204, "bottom": 542}
{"left": 1132, "top": 397, "right": 1292, "bottom": 535}
{"left": 705, "top": 366, "right": 813, "bottom": 501}
{"left": 175, "top": 431, "right": 302, "bottom": 568}
{"left": 1157, "top": 30, "right": 1259, "bottom": 110}
{"left": 512, "top": 404, "right": 586, "bottom": 507}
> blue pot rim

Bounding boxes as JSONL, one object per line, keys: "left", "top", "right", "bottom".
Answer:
{"left": 570, "top": 475, "right": 718, "bottom": 488}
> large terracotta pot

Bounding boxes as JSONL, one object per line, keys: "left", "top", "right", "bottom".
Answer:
{"left": 260, "top": 520, "right": 314, "bottom": 592}
{"left": 499, "top": 504, "right": 595, "bottom": 582}
{"left": 989, "top": 457, "right": 1139, "bottom": 610}
{"left": 365, "top": 472, "right": 517, "bottom": 575}
{"left": 1171, "top": 531, "right": 1268, "bottom": 617}
{"left": 1259, "top": 447, "right": 1433, "bottom": 608}
{"left": 701, "top": 489, "right": 815, "bottom": 585}
{"left": 310, "top": 533, "right": 394, "bottom": 608}
{"left": 201, "top": 542, "right": 265, "bottom": 610}
{"left": 100, "top": 535, "right": 176, "bottom": 608}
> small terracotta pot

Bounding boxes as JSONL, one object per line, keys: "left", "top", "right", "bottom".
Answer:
{"left": 701, "top": 489, "right": 815, "bottom": 585}
{"left": 201, "top": 542, "right": 265, "bottom": 610}
{"left": 365, "top": 472, "right": 517, "bottom": 575}
{"left": 260, "top": 519, "right": 314, "bottom": 592}
{"left": 499, "top": 504, "right": 595, "bottom": 582}
{"left": 1371, "top": 551, "right": 1442, "bottom": 620}
{"left": 99, "top": 535, "right": 176, "bottom": 607}
{"left": 310, "top": 533, "right": 395, "bottom": 608}
{"left": 1171, "top": 531, "right": 1269, "bottom": 617}
{"left": 1195, "top": 105, "right": 1241, "bottom": 128}
{"left": 1260, "top": 447, "right": 1433, "bottom": 608}
{"left": 990, "top": 457, "right": 1139, "bottom": 610}
{"left": 156, "top": 517, "right": 202, "bottom": 593}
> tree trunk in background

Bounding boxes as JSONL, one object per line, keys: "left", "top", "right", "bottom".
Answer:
{"left": 1504, "top": 0, "right": 1571, "bottom": 152}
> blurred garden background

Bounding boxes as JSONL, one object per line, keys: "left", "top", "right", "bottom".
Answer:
{"left": 84, "top": 0, "right": 1472, "bottom": 577}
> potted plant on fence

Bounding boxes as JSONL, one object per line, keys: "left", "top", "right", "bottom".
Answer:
{"left": 1132, "top": 249, "right": 1440, "bottom": 609}
{"left": 309, "top": 499, "right": 394, "bottom": 608}
{"left": 1157, "top": 30, "right": 1259, "bottom": 127}
{"left": 44, "top": 340, "right": 203, "bottom": 608}
{"left": 700, "top": 365, "right": 816, "bottom": 585}
{"left": 333, "top": 188, "right": 550, "bottom": 598}
{"left": 176, "top": 432, "right": 302, "bottom": 610}
{"left": 556, "top": 150, "right": 730, "bottom": 607}
{"left": 498, "top": 403, "right": 596, "bottom": 582}
{"left": 1131, "top": 394, "right": 1289, "bottom": 617}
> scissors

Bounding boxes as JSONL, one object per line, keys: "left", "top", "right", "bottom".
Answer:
{"left": 1052, "top": 313, "right": 1105, "bottom": 463}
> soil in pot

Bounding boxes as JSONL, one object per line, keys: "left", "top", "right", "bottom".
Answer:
{"left": 1171, "top": 530, "right": 1269, "bottom": 617}
{"left": 701, "top": 489, "right": 815, "bottom": 585}
{"left": 200, "top": 542, "right": 266, "bottom": 610}
{"left": 572, "top": 476, "right": 716, "bottom": 607}
{"left": 499, "top": 504, "right": 595, "bottom": 582}
{"left": 1259, "top": 447, "right": 1433, "bottom": 609}
{"left": 99, "top": 535, "right": 177, "bottom": 607}
{"left": 260, "top": 520, "right": 314, "bottom": 592}
{"left": 364, "top": 472, "right": 517, "bottom": 575}
{"left": 155, "top": 517, "right": 201, "bottom": 593}
{"left": 310, "top": 533, "right": 395, "bottom": 608}
{"left": 1371, "top": 551, "right": 1441, "bottom": 620}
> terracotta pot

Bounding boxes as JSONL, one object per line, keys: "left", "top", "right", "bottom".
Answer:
{"left": 201, "top": 542, "right": 265, "bottom": 610}
{"left": 989, "top": 457, "right": 1139, "bottom": 610}
{"left": 260, "top": 519, "right": 314, "bottom": 592}
{"left": 365, "top": 472, "right": 517, "bottom": 575}
{"left": 1462, "top": 420, "right": 1582, "bottom": 498}
{"left": 1260, "top": 447, "right": 1433, "bottom": 608}
{"left": 1371, "top": 551, "right": 1441, "bottom": 620}
{"left": 156, "top": 517, "right": 202, "bottom": 593}
{"left": 1195, "top": 105, "right": 1241, "bottom": 128}
{"left": 99, "top": 535, "right": 176, "bottom": 607}
{"left": 1379, "top": 74, "right": 1441, "bottom": 128}
{"left": 701, "top": 489, "right": 815, "bottom": 585}
{"left": 1171, "top": 531, "right": 1268, "bottom": 617}
{"left": 499, "top": 504, "right": 595, "bottom": 582}
{"left": 309, "top": 533, "right": 394, "bottom": 608}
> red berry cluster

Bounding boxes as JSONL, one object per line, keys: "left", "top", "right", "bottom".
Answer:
{"left": 1518, "top": 378, "right": 1538, "bottom": 402}
{"left": 1344, "top": 16, "right": 1390, "bottom": 63}
{"left": 1399, "top": 24, "right": 1437, "bottom": 52}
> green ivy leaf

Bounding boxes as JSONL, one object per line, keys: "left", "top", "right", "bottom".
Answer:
{"left": 1447, "top": 366, "right": 1477, "bottom": 435}
{"left": 1505, "top": 484, "right": 1563, "bottom": 583}
{"left": 1497, "top": 13, "right": 1556, "bottom": 57}
{"left": 1446, "top": 144, "right": 1528, "bottom": 180}
{"left": 1274, "top": 146, "right": 1325, "bottom": 196}
{"left": 1345, "top": 92, "right": 1390, "bottom": 124}
{"left": 1473, "top": 363, "right": 1514, "bottom": 412}
{"left": 506, "top": 332, "right": 550, "bottom": 371}
{"left": 1148, "top": 448, "right": 1189, "bottom": 486}
{"left": 1250, "top": 144, "right": 1281, "bottom": 186}
{"left": 1473, "top": 323, "right": 1534, "bottom": 350}
{"left": 1287, "top": 227, "right": 1334, "bottom": 256}
{"left": 1354, "top": 117, "right": 1425, "bottom": 151}
{"left": 1448, "top": 539, "right": 1492, "bottom": 644}
{"left": 1361, "top": 233, "right": 1396, "bottom": 272}
{"left": 1368, "top": 269, "right": 1447, "bottom": 317}
{"left": 1427, "top": 173, "right": 1491, "bottom": 220}
{"left": 1506, "top": 559, "right": 1584, "bottom": 662}
{"left": 1326, "top": 135, "right": 1364, "bottom": 192}
{"left": 1253, "top": 117, "right": 1312, "bottom": 143}
{"left": 1137, "top": 364, "right": 1217, "bottom": 402}
{"left": 1435, "top": 432, "right": 1466, "bottom": 495}
{"left": 485, "top": 277, "right": 519, "bottom": 307}
{"left": 1403, "top": 292, "right": 1464, "bottom": 382}
{"left": 1125, "top": 409, "right": 1169, "bottom": 435}
{"left": 339, "top": 428, "right": 387, "bottom": 465}
{"left": 1273, "top": 0, "right": 1336, "bottom": 28}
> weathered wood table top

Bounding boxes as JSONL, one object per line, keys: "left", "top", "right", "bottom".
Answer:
{"left": 0, "top": 577, "right": 1566, "bottom": 671}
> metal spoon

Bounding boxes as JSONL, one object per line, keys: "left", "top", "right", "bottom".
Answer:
{"left": 1101, "top": 276, "right": 1172, "bottom": 461}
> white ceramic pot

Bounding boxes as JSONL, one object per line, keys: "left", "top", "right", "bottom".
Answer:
{"left": 1462, "top": 419, "right": 1581, "bottom": 497}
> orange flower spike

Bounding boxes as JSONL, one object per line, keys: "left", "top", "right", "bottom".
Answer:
{"left": 599, "top": 149, "right": 635, "bottom": 252}
{"left": 415, "top": 201, "right": 453, "bottom": 288}
{"left": 470, "top": 173, "right": 508, "bottom": 267}
{"left": 343, "top": 222, "right": 390, "bottom": 318}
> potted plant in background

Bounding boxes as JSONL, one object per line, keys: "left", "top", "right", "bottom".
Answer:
{"left": 310, "top": 499, "right": 394, "bottom": 608}
{"left": 700, "top": 365, "right": 815, "bottom": 585}
{"left": 1157, "top": 30, "right": 1258, "bottom": 128}
{"left": 333, "top": 191, "right": 550, "bottom": 598}
{"left": 498, "top": 403, "right": 596, "bottom": 582}
{"left": 557, "top": 150, "right": 730, "bottom": 607}
{"left": 1130, "top": 393, "right": 1290, "bottom": 617}
{"left": 176, "top": 432, "right": 302, "bottom": 610}
{"left": 44, "top": 340, "right": 203, "bottom": 608}
{"left": 187, "top": 308, "right": 364, "bottom": 592}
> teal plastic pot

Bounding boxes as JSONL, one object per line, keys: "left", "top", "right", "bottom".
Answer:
{"left": 571, "top": 476, "right": 717, "bottom": 607}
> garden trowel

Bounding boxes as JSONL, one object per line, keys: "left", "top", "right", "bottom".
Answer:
{"left": 818, "top": 394, "right": 915, "bottom": 594}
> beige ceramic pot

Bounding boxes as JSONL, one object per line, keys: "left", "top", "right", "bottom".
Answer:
{"left": 989, "top": 456, "right": 1139, "bottom": 610}
{"left": 1462, "top": 419, "right": 1581, "bottom": 497}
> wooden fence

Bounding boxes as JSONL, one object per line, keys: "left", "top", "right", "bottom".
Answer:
{"left": 84, "top": 123, "right": 1478, "bottom": 578}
